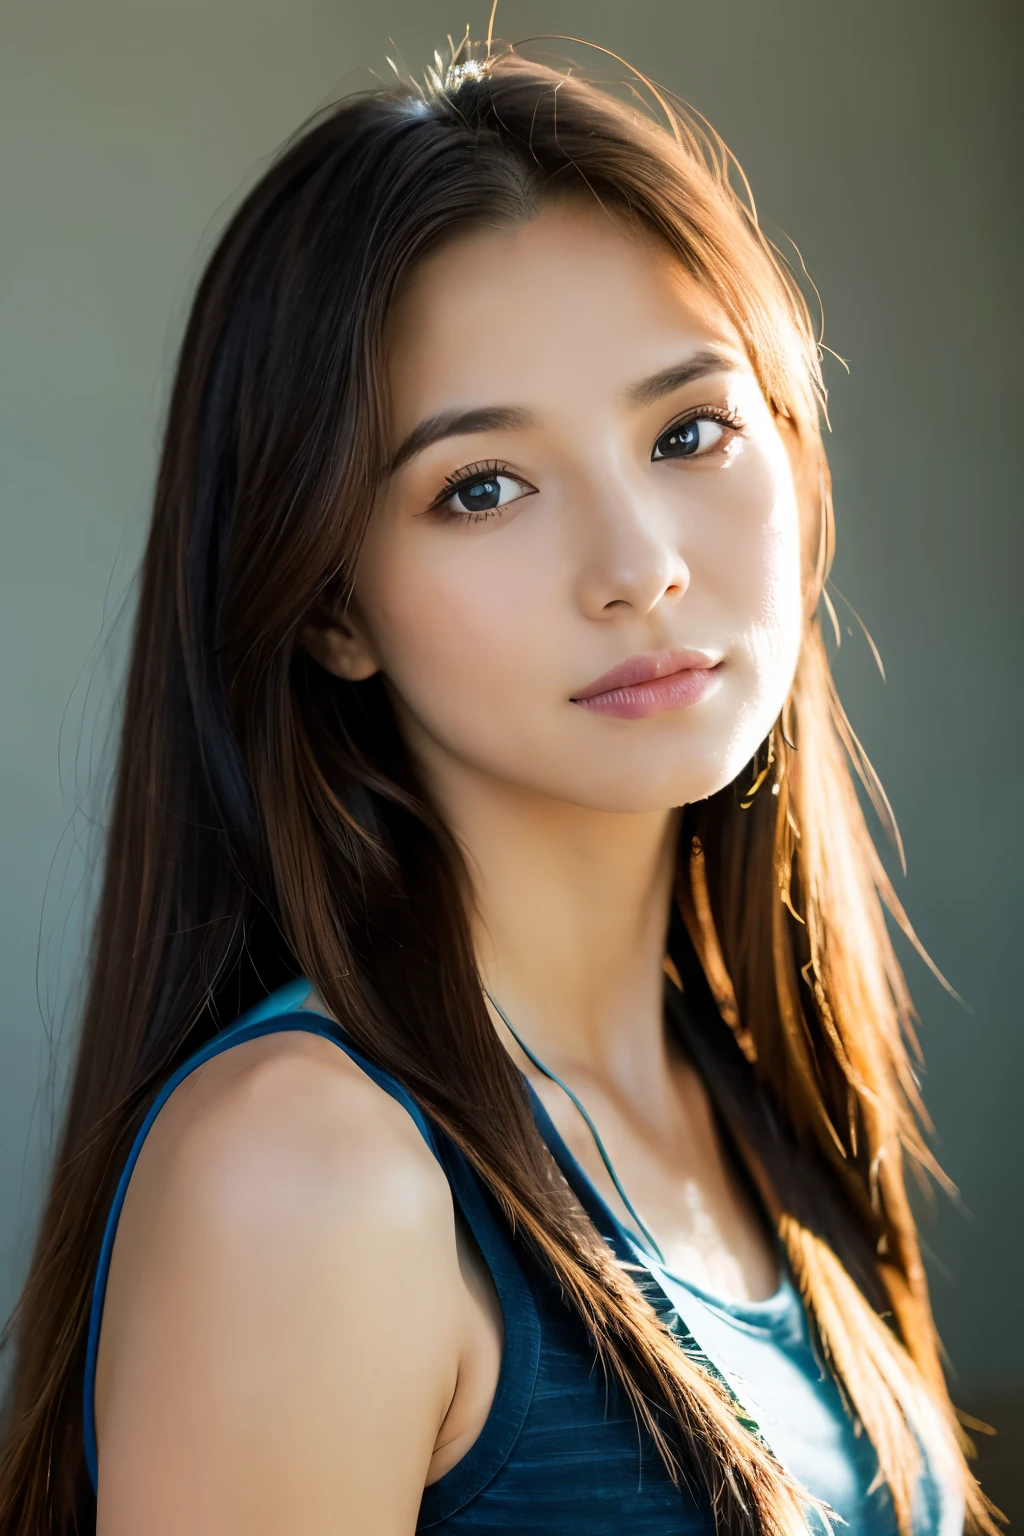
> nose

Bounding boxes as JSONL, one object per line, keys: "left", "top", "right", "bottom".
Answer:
{"left": 572, "top": 474, "right": 691, "bottom": 620}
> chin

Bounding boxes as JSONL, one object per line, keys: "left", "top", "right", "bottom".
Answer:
{"left": 578, "top": 734, "right": 761, "bottom": 814}
{"left": 542, "top": 762, "right": 744, "bottom": 816}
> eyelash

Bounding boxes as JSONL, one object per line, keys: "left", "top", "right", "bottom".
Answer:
{"left": 427, "top": 406, "right": 746, "bottom": 524}
{"left": 427, "top": 460, "right": 531, "bottom": 523}
{"left": 651, "top": 404, "right": 746, "bottom": 459}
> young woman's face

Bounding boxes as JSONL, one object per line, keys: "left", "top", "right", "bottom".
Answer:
{"left": 328, "top": 200, "right": 806, "bottom": 814}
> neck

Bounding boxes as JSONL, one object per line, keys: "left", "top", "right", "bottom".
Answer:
{"left": 425, "top": 757, "right": 682, "bottom": 1089}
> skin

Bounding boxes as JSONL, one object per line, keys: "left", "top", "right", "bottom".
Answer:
{"left": 96, "top": 199, "right": 808, "bottom": 1533}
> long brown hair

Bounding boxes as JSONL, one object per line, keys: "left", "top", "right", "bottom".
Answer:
{"left": 0, "top": 40, "right": 999, "bottom": 1535}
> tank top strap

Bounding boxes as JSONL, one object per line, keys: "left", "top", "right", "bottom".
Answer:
{"left": 82, "top": 980, "right": 540, "bottom": 1503}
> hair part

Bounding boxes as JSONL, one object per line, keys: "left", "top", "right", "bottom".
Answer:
{"left": 0, "top": 38, "right": 1000, "bottom": 1535}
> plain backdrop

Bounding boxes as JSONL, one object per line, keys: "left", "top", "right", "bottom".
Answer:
{"left": 1, "top": 0, "right": 1020, "bottom": 1512}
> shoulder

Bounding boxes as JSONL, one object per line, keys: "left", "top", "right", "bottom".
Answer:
{"left": 94, "top": 1026, "right": 461, "bottom": 1525}
{"left": 143, "top": 1025, "right": 451, "bottom": 1236}
{"left": 104, "top": 1024, "right": 458, "bottom": 1317}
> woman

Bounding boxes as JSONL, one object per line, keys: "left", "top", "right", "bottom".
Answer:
{"left": 0, "top": 40, "right": 998, "bottom": 1536}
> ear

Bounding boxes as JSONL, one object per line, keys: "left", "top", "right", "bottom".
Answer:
{"left": 301, "top": 603, "right": 380, "bottom": 683}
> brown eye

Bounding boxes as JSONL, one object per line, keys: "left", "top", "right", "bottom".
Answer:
{"left": 651, "top": 416, "right": 726, "bottom": 461}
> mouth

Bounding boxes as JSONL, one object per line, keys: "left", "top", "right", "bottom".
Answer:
{"left": 570, "top": 648, "right": 724, "bottom": 720}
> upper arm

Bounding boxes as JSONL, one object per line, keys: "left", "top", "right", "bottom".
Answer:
{"left": 94, "top": 1033, "right": 462, "bottom": 1536}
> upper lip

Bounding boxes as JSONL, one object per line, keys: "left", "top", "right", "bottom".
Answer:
{"left": 571, "top": 648, "right": 723, "bottom": 701}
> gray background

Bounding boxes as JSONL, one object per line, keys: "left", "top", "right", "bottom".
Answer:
{"left": 2, "top": 0, "right": 1020, "bottom": 1514}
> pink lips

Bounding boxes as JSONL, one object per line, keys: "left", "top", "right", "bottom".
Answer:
{"left": 570, "top": 648, "right": 724, "bottom": 720}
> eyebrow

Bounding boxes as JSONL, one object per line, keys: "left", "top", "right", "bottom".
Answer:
{"left": 388, "top": 405, "right": 534, "bottom": 475}
{"left": 624, "top": 349, "right": 740, "bottom": 408}
{"left": 386, "top": 349, "right": 740, "bottom": 476}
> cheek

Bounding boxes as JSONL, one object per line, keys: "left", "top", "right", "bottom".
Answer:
{"left": 726, "top": 447, "right": 804, "bottom": 696}
{"left": 354, "top": 524, "right": 552, "bottom": 745}
{"left": 753, "top": 503, "right": 803, "bottom": 649}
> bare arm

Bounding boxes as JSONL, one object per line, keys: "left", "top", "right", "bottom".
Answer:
{"left": 94, "top": 1032, "right": 465, "bottom": 1535}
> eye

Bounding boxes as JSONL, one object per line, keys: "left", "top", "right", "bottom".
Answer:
{"left": 449, "top": 472, "right": 520, "bottom": 515}
{"left": 651, "top": 412, "right": 734, "bottom": 462}
{"left": 431, "top": 461, "right": 536, "bottom": 522}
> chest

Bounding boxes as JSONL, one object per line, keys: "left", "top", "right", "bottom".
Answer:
{"left": 528, "top": 1058, "right": 779, "bottom": 1302}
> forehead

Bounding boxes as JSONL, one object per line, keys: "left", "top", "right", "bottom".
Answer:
{"left": 384, "top": 200, "right": 747, "bottom": 423}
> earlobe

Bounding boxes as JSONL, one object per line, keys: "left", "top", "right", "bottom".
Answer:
{"left": 301, "top": 616, "right": 380, "bottom": 683}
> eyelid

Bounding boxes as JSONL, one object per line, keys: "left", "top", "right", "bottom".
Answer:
{"left": 425, "top": 458, "right": 535, "bottom": 514}
{"left": 420, "top": 404, "right": 742, "bottom": 517}
{"left": 658, "top": 403, "right": 745, "bottom": 436}
{"left": 650, "top": 403, "right": 746, "bottom": 460}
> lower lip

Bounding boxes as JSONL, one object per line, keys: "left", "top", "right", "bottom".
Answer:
{"left": 571, "top": 664, "right": 723, "bottom": 720}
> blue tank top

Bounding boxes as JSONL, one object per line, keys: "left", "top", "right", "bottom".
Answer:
{"left": 83, "top": 980, "right": 961, "bottom": 1533}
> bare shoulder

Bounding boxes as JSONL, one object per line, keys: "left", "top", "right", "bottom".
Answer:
{"left": 133, "top": 1025, "right": 450, "bottom": 1234}
{"left": 95, "top": 1028, "right": 461, "bottom": 1534}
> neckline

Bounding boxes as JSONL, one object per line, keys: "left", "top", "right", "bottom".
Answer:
{"left": 293, "top": 969, "right": 794, "bottom": 1324}
{"left": 524, "top": 1075, "right": 795, "bottom": 1326}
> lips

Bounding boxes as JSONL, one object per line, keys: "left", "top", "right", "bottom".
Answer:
{"left": 570, "top": 648, "right": 722, "bottom": 702}
{"left": 569, "top": 648, "right": 724, "bottom": 721}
